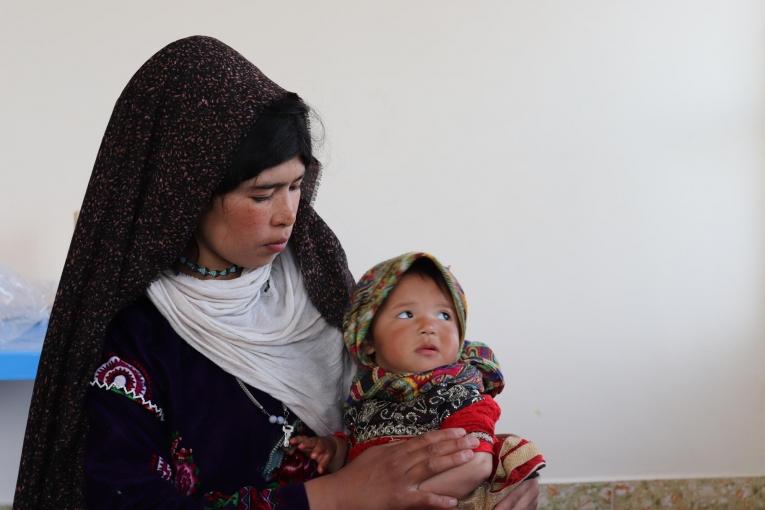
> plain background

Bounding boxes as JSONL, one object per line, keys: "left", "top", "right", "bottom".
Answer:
{"left": 1, "top": 0, "right": 764, "bottom": 504}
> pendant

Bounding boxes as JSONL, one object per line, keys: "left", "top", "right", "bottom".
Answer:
{"left": 281, "top": 424, "right": 294, "bottom": 448}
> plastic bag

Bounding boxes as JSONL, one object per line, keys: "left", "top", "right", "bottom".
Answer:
{"left": 0, "top": 265, "right": 55, "bottom": 344}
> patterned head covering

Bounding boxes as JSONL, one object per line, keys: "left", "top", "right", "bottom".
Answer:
{"left": 344, "top": 252, "right": 467, "bottom": 368}
{"left": 15, "top": 36, "right": 353, "bottom": 509}
{"left": 343, "top": 252, "right": 504, "bottom": 402}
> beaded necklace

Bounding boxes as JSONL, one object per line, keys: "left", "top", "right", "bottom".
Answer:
{"left": 235, "top": 377, "right": 302, "bottom": 480}
{"left": 235, "top": 377, "right": 296, "bottom": 447}
{"left": 178, "top": 256, "right": 241, "bottom": 278}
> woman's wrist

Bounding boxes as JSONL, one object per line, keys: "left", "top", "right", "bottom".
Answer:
{"left": 304, "top": 472, "right": 344, "bottom": 510}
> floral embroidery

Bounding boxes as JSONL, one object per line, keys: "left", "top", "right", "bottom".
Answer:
{"left": 203, "top": 487, "right": 276, "bottom": 510}
{"left": 170, "top": 432, "right": 200, "bottom": 497}
{"left": 151, "top": 454, "right": 172, "bottom": 481}
{"left": 90, "top": 355, "right": 165, "bottom": 421}
{"left": 202, "top": 446, "right": 315, "bottom": 509}
{"left": 345, "top": 383, "right": 483, "bottom": 444}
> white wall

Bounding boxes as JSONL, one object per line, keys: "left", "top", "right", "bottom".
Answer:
{"left": 1, "top": 0, "right": 763, "bottom": 502}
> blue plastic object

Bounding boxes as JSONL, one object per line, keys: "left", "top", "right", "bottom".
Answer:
{"left": 0, "top": 319, "right": 46, "bottom": 381}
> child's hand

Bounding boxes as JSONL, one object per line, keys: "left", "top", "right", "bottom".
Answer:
{"left": 290, "top": 435, "right": 339, "bottom": 474}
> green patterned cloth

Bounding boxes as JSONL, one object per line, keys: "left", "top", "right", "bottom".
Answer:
{"left": 343, "top": 252, "right": 504, "bottom": 402}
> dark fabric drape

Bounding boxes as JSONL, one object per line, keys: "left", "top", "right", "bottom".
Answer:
{"left": 15, "top": 35, "right": 353, "bottom": 509}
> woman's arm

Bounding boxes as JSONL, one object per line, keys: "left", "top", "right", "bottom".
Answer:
{"left": 86, "top": 370, "right": 308, "bottom": 509}
{"left": 84, "top": 303, "right": 312, "bottom": 509}
{"left": 86, "top": 386, "right": 205, "bottom": 509}
{"left": 305, "top": 428, "right": 480, "bottom": 510}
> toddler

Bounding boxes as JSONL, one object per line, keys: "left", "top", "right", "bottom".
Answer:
{"left": 293, "top": 252, "right": 545, "bottom": 508}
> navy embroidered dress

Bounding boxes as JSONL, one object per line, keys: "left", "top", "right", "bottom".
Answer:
{"left": 85, "top": 297, "right": 315, "bottom": 509}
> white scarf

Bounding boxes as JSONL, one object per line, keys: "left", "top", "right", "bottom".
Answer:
{"left": 146, "top": 248, "right": 354, "bottom": 435}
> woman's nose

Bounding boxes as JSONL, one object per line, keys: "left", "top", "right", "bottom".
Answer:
{"left": 272, "top": 192, "right": 298, "bottom": 227}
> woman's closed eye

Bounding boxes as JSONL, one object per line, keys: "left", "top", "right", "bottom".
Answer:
{"left": 396, "top": 310, "right": 414, "bottom": 319}
{"left": 253, "top": 179, "right": 301, "bottom": 202}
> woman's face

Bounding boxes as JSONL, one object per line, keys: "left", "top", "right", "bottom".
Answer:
{"left": 194, "top": 156, "right": 305, "bottom": 270}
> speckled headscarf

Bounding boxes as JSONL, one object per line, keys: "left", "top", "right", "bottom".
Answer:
{"left": 15, "top": 36, "right": 353, "bottom": 509}
{"left": 343, "top": 252, "right": 503, "bottom": 403}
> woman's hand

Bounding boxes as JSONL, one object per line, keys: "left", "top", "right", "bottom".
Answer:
{"left": 305, "top": 427, "right": 479, "bottom": 510}
{"left": 492, "top": 478, "right": 540, "bottom": 510}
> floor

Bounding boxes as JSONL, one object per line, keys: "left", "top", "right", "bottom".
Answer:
{"left": 2, "top": 476, "right": 763, "bottom": 509}
{"left": 539, "top": 477, "right": 765, "bottom": 510}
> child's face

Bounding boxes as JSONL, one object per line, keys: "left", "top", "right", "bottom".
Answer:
{"left": 369, "top": 272, "right": 460, "bottom": 373}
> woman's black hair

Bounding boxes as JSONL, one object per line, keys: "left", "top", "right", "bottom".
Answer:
{"left": 215, "top": 92, "right": 314, "bottom": 194}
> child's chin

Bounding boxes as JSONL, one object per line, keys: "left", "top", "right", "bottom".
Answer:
{"left": 411, "top": 362, "right": 447, "bottom": 372}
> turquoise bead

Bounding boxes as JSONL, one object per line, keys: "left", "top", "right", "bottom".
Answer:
{"left": 178, "top": 257, "right": 241, "bottom": 278}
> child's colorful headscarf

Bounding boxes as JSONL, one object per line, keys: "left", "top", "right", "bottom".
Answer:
{"left": 343, "top": 252, "right": 504, "bottom": 401}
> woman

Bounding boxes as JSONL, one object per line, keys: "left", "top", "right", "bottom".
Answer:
{"left": 14, "top": 36, "right": 538, "bottom": 509}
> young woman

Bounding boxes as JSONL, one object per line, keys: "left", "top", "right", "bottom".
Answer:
{"left": 15, "top": 36, "right": 539, "bottom": 509}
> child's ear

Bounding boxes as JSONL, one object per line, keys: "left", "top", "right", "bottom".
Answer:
{"left": 363, "top": 342, "right": 375, "bottom": 355}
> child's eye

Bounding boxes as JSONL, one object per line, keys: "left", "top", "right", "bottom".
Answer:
{"left": 396, "top": 311, "right": 414, "bottom": 319}
{"left": 437, "top": 311, "right": 451, "bottom": 320}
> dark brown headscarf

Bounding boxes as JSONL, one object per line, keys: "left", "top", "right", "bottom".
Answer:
{"left": 14, "top": 35, "right": 353, "bottom": 509}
